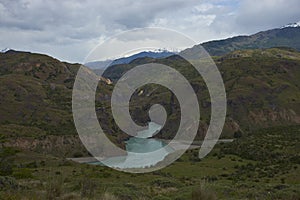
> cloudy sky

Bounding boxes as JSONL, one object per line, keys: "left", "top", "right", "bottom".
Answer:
{"left": 0, "top": 0, "right": 299, "bottom": 63}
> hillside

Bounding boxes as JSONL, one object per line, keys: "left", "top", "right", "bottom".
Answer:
{"left": 90, "top": 26, "right": 300, "bottom": 72}
{"left": 0, "top": 48, "right": 299, "bottom": 199}
{"left": 1, "top": 124, "right": 299, "bottom": 199}
{"left": 85, "top": 50, "right": 175, "bottom": 70}
{"left": 1, "top": 47, "right": 300, "bottom": 155}
{"left": 183, "top": 27, "right": 300, "bottom": 56}
{"left": 103, "top": 47, "right": 300, "bottom": 139}
{"left": 0, "top": 50, "right": 114, "bottom": 157}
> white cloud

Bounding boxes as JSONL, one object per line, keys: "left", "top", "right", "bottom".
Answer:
{"left": 234, "top": 0, "right": 300, "bottom": 33}
{"left": 0, "top": 0, "right": 299, "bottom": 62}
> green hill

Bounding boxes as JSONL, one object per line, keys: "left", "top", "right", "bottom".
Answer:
{"left": 0, "top": 50, "right": 90, "bottom": 157}
{"left": 1, "top": 48, "right": 300, "bottom": 155}
{"left": 103, "top": 47, "right": 300, "bottom": 139}
{"left": 0, "top": 48, "right": 300, "bottom": 200}
{"left": 183, "top": 27, "right": 300, "bottom": 56}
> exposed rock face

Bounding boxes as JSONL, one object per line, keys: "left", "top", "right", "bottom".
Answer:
{"left": 248, "top": 109, "right": 300, "bottom": 125}
{"left": 2, "top": 135, "right": 87, "bottom": 157}
{"left": 99, "top": 76, "right": 112, "bottom": 85}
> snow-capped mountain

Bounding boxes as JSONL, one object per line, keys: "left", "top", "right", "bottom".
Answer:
{"left": 281, "top": 21, "right": 300, "bottom": 29}
{"left": 85, "top": 49, "right": 175, "bottom": 69}
{"left": 1, "top": 48, "right": 12, "bottom": 53}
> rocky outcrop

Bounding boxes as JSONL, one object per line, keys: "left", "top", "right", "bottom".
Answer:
{"left": 2, "top": 135, "right": 87, "bottom": 157}
{"left": 248, "top": 108, "right": 300, "bottom": 125}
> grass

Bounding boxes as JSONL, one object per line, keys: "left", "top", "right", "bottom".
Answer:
{"left": 0, "top": 125, "right": 299, "bottom": 199}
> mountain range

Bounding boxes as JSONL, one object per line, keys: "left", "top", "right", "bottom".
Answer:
{"left": 85, "top": 50, "right": 175, "bottom": 70}
{"left": 186, "top": 25, "right": 300, "bottom": 56}
{"left": 87, "top": 24, "right": 300, "bottom": 73}
{"left": 0, "top": 24, "right": 300, "bottom": 156}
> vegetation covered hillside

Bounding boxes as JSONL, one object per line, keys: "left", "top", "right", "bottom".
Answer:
{"left": 1, "top": 47, "right": 300, "bottom": 155}
{"left": 190, "top": 27, "right": 300, "bottom": 56}
{"left": 0, "top": 50, "right": 99, "bottom": 157}
{"left": 103, "top": 47, "right": 300, "bottom": 139}
{"left": 0, "top": 46, "right": 299, "bottom": 199}
{"left": 0, "top": 125, "right": 299, "bottom": 199}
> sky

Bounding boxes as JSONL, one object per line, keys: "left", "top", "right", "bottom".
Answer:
{"left": 0, "top": 0, "right": 300, "bottom": 63}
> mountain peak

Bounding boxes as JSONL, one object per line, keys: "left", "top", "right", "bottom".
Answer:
{"left": 85, "top": 49, "right": 175, "bottom": 69}
{"left": 1, "top": 47, "right": 12, "bottom": 53}
{"left": 281, "top": 21, "right": 300, "bottom": 29}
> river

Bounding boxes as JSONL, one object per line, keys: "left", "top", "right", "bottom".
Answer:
{"left": 90, "top": 122, "right": 174, "bottom": 168}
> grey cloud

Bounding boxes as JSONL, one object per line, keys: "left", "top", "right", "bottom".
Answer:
{"left": 0, "top": 0, "right": 197, "bottom": 31}
{"left": 235, "top": 0, "right": 300, "bottom": 33}
{"left": 0, "top": 0, "right": 299, "bottom": 62}
{"left": 0, "top": 0, "right": 202, "bottom": 62}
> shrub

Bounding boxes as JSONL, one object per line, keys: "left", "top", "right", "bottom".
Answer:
{"left": 0, "top": 147, "right": 18, "bottom": 176}
{"left": 80, "top": 177, "right": 96, "bottom": 198}
{"left": 73, "top": 152, "right": 83, "bottom": 158}
{"left": 151, "top": 179, "right": 179, "bottom": 188}
{"left": 12, "top": 168, "right": 33, "bottom": 179}
{"left": 101, "top": 192, "right": 119, "bottom": 200}
{"left": 233, "top": 130, "right": 243, "bottom": 138}
{"left": 26, "top": 161, "right": 38, "bottom": 168}
{"left": 45, "top": 176, "right": 64, "bottom": 200}
{"left": 191, "top": 185, "right": 217, "bottom": 200}
{"left": 0, "top": 176, "right": 18, "bottom": 190}
{"left": 0, "top": 161, "right": 13, "bottom": 176}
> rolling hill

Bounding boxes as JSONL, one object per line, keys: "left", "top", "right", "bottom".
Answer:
{"left": 188, "top": 26, "right": 300, "bottom": 56}
{"left": 0, "top": 47, "right": 299, "bottom": 158}
{"left": 0, "top": 50, "right": 112, "bottom": 157}
{"left": 1, "top": 25, "right": 300, "bottom": 156}
{"left": 0, "top": 38, "right": 300, "bottom": 200}
{"left": 85, "top": 50, "right": 175, "bottom": 70}
{"left": 102, "top": 47, "right": 300, "bottom": 139}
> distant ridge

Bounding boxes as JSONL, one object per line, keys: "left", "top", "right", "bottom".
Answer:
{"left": 85, "top": 50, "right": 175, "bottom": 69}
{"left": 182, "top": 24, "right": 300, "bottom": 56}
{"left": 281, "top": 21, "right": 300, "bottom": 28}
{"left": 1, "top": 47, "right": 12, "bottom": 53}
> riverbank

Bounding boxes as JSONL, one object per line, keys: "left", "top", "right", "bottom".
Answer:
{"left": 67, "top": 139, "right": 234, "bottom": 164}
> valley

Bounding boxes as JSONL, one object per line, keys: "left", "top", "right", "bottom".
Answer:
{"left": 0, "top": 26, "right": 300, "bottom": 199}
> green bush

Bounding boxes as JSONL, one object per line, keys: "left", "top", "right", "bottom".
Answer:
{"left": 151, "top": 179, "right": 180, "bottom": 188}
{"left": 80, "top": 177, "right": 96, "bottom": 198}
{"left": 233, "top": 130, "right": 243, "bottom": 138}
{"left": 0, "top": 176, "right": 18, "bottom": 190}
{"left": 153, "top": 195, "right": 171, "bottom": 200}
{"left": 73, "top": 152, "right": 83, "bottom": 158}
{"left": 0, "top": 147, "right": 18, "bottom": 176}
{"left": 191, "top": 185, "right": 216, "bottom": 200}
{"left": 0, "top": 162, "right": 13, "bottom": 176}
{"left": 45, "top": 176, "right": 64, "bottom": 200}
{"left": 12, "top": 168, "right": 33, "bottom": 179}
